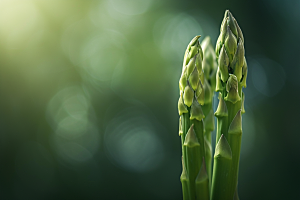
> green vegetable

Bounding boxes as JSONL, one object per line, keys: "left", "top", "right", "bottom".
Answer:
{"left": 178, "top": 35, "right": 209, "bottom": 200}
{"left": 211, "top": 10, "right": 247, "bottom": 200}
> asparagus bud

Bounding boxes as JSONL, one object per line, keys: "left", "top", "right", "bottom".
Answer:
{"left": 215, "top": 10, "right": 245, "bottom": 83}
{"left": 225, "top": 74, "right": 241, "bottom": 104}
{"left": 218, "top": 45, "right": 229, "bottom": 82}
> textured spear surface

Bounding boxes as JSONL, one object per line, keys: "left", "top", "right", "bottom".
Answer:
{"left": 200, "top": 36, "right": 217, "bottom": 191}
{"left": 178, "top": 36, "right": 209, "bottom": 200}
{"left": 211, "top": 10, "right": 247, "bottom": 200}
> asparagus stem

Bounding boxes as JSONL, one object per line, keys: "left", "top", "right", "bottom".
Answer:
{"left": 184, "top": 124, "right": 202, "bottom": 199}
{"left": 211, "top": 10, "right": 247, "bottom": 200}
{"left": 178, "top": 36, "right": 210, "bottom": 200}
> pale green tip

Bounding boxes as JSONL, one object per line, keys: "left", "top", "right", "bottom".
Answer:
{"left": 224, "top": 26, "right": 237, "bottom": 63}
{"left": 215, "top": 69, "right": 223, "bottom": 92}
{"left": 189, "top": 46, "right": 199, "bottom": 60}
{"left": 227, "top": 10, "right": 238, "bottom": 38}
{"left": 189, "top": 35, "right": 201, "bottom": 47}
{"left": 228, "top": 110, "right": 242, "bottom": 135}
{"left": 232, "top": 39, "right": 244, "bottom": 82}
{"left": 186, "top": 57, "right": 196, "bottom": 77}
{"left": 184, "top": 124, "right": 200, "bottom": 147}
{"left": 235, "top": 18, "right": 244, "bottom": 43}
{"left": 214, "top": 134, "right": 232, "bottom": 160}
{"left": 190, "top": 98, "right": 205, "bottom": 121}
{"left": 183, "top": 84, "right": 194, "bottom": 107}
{"left": 184, "top": 35, "right": 202, "bottom": 66}
{"left": 218, "top": 45, "right": 229, "bottom": 82}
{"left": 196, "top": 81, "right": 205, "bottom": 106}
{"left": 189, "top": 67, "right": 200, "bottom": 91}
{"left": 195, "top": 53, "right": 203, "bottom": 72}
{"left": 215, "top": 97, "right": 228, "bottom": 117}
{"left": 225, "top": 74, "right": 241, "bottom": 104}
{"left": 179, "top": 72, "right": 187, "bottom": 91}
{"left": 178, "top": 92, "right": 188, "bottom": 116}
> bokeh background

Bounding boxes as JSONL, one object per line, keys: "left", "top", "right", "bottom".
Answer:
{"left": 0, "top": 0, "right": 298, "bottom": 199}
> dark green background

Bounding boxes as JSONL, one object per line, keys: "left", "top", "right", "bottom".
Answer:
{"left": 0, "top": 0, "right": 298, "bottom": 199}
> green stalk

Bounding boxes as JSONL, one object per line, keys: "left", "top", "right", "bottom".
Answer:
{"left": 178, "top": 36, "right": 209, "bottom": 200}
{"left": 184, "top": 124, "right": 202, "bottom": 198}
{"left": 200, "top": 36, "right": 218, "bottom": 191}
{"left": 211, "top": 134, "right": 232, "bottom": 199}
{"left": 181, "top": 156, "right": 190, "bottom": 200}
{"left": 195, "top": 158, "right": 210, "bottom": 200}
{"left": 211, "top": 10, "right": 248, "bottom": 200}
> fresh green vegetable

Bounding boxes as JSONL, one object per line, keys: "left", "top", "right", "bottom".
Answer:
{"left": 178, "top": 35, "right": 210, "bottom": 200}
{"left": 211, "top": 10, "right": 247, "bottom": 200}
{"left": 178, "top": 10, "right": 247, "bottom": 200}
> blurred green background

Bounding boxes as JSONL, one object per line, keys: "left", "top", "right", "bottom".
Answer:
{"left": 0, "top": 0, "right": 298, "bottom": 199}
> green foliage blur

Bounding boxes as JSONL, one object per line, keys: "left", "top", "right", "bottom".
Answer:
{"left": 0, "top": 0, "right": 298, "bottom": 199}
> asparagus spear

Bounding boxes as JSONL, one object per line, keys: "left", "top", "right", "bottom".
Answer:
{"left": 211, "top": 10, "right": 248, "bottom": 200}
{"left": 178, "top": 36, "right": 209, "bottom": 200}
{"left": 200, "top": 36, "right": 218, "bottom": 190}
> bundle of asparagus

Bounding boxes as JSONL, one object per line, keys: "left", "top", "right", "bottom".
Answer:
{"left": 178, "top": 10, "right": 248, "bottom": 200}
